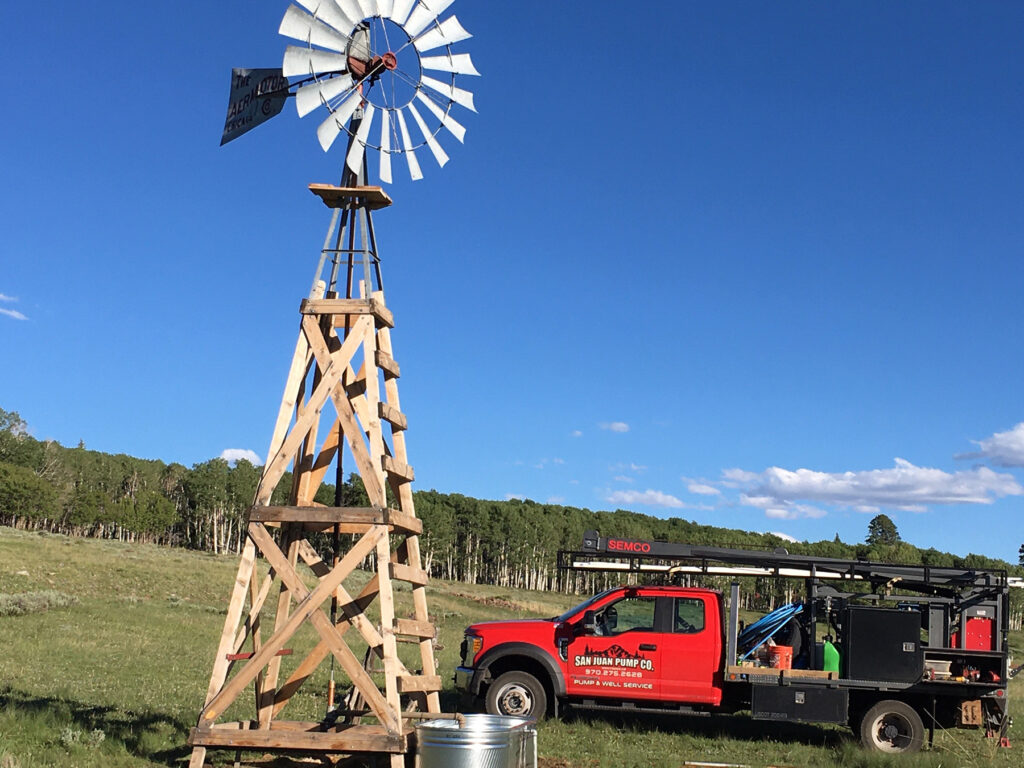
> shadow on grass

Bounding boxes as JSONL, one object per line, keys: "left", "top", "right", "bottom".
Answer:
{"left": 0, "top": 687, "right": 421, "bottom": 768}
{"left": 0, "top": 685, "right": 192, "bottom": 765}
{"left": 561, "top": 706, "right": 850, "bottom": 749}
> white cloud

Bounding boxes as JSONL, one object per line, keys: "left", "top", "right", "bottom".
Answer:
{"left": 960, "top": 423, "right": 1024, "bottom": 468}
{"left": 571, "top": 430, "right": 583, "bottom": 438}
{"left": 613, "top": 475, "right": 634, "bottom": 484}
{"left": 687, "top": 482, "right": 721, "bottom": 496}
{"left": 546, "top": 495, "right": 565, "bottom": 504}
{"left": 220, "top": 448, "right": 263, "bottom": 466}
{"left": 611, "top": 462, "right": 647, "bottom": 473}
{"left": 606, "top": 489, "right": 686, "bottom": 509}
{"left": 505, "top": 493, "right": 524, "bottom": 501}
{"left": 751, "top": 500, "right": 828, "bottom": 520}
{"left": 728, "top": 458, "right": 1022, "bottom": 513}
{"left": 600, "top": 422, "right": 630, "bottom": 433}
{"left": 0, "top": 294, "right": 27, "bottom": 321}
{"left": 767, "top": 531, "right": 799, "bottom": 543}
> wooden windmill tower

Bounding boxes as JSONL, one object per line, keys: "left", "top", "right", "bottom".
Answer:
{"left": 190, "top": 2, "right": 478, "bottom": 765}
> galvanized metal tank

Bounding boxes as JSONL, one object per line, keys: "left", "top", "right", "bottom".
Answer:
{"left": 415, "top": 714, "right": 537, "bottom": 768}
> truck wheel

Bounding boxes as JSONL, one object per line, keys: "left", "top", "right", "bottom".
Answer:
{"left": 485, "top": 671, "right": 547, "bottom": 719}
{"left": 859, "top": 700, "right": 924, "bottom": 754}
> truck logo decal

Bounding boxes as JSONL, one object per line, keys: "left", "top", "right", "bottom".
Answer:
{"left": 607, "top": 539, "right": 651, "bottom": 553}
{"left": 574, "top": 644, "right": 654, "bottom": 671}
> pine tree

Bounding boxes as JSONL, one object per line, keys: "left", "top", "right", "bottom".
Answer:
{"left": 866, "top": 514, "right": 900, "bottom": 546}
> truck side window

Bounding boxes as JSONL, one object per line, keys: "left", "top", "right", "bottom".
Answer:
{"left": 674, "top": 597, "right": 705, "bottom": 634}
{"left": 597, "top": 597, "right": 656, "bottom": 635}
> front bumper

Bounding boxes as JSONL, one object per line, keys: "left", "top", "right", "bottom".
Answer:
{"left": 455, "top": 665, "right": 475, "bottom": 694}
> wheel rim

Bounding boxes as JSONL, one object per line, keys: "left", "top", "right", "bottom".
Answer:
{"left": 869, "top": 712, "right": 914, "bottom": 752}
{"left": 495, "top": 682, "right": 533, "bottom": 716}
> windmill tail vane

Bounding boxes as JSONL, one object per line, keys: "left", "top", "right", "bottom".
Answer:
{"left": 221, "top": 0, "right": 479, "bottom": 183}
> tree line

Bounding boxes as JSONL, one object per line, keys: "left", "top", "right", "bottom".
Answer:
{"left": 0, "top": 407, "right": 1021, "bottom": 625}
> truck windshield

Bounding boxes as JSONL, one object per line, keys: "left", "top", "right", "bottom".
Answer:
{"left": 554, "top": 589, "right": 616, "bottom": 623}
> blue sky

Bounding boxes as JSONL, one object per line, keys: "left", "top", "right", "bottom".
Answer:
{"left": 3, "top": 1, "right": 1024, "bottom": 561}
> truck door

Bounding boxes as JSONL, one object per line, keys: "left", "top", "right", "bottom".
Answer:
{"left": 566, "top": 594, "right": 662, "bottom": 700}
{"left": 659, "top": 595, "right": 723, "bottom": 705}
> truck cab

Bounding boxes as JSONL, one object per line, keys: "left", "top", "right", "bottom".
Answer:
{"left": 455, "top": 584, "right": 724, "bottom": 719}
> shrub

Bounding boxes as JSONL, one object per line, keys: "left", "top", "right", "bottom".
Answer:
{"left": 0, "top": 591, "right": 78, "bottom": 617}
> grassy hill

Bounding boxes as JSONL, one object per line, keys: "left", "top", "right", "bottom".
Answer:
{"left": 0, "top": 527, "right": 1019, "bottom": 768}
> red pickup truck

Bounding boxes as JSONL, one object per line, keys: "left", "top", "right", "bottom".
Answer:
{"left": 454, "top": 533, "right": 1015, "bottom": 754}
{"left": 456, "top": 585, "right": 724, "bottom": 718}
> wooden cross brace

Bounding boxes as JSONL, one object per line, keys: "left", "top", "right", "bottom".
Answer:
{"left": 199, "top": 522, "right": 402, "bottom": 734}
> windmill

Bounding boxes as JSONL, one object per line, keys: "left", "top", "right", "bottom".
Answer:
{"left": 190, "top": 3, "right": 478, "bottom": 766}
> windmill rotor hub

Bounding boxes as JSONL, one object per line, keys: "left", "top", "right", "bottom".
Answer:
{"left": 381, "top": 52, "right": 398, "bottom": 71}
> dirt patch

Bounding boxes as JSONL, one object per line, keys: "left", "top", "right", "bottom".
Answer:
{"left": 539, "top": 759, "right": 595, "bottom": 768}
{"left": 449, "top": 590, "right": 521, "bottom": 612}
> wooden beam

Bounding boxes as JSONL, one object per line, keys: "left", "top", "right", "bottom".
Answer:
{"left": 375, "top": 350, "right": 401, "bottom": 379}
{"left": 309, "top": 184, "right": 393, "bottom": 211}
{"left": 383, "top": 456, "right": 414, "bottom": 483}
{"left": 249, "top": 506, "right": 422, "bottom": 534}
{"left": 397, "top": 675, "right": 443, "bottom": 694}
{"left": 395, "top": 619, "right": 435, "bottom": 639}
{"left": 300, "top": 298, "right": 394, "bottom": 329}
{"left": 390, "top": 563, "right": 428, "bottom": 586}
{"left": 190, "top": 723, "right": 405, "bottom": 753}
{"left": 378, "top": 402, "right": 407, "bottom": 431}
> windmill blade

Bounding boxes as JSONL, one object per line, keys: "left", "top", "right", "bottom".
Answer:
{"left": 347, "top": 104, "right": 376, "bottom": 175}
{"left": 389, "top": 0, "right": 417, "bottom": 24}
{"left": 283, "top": 45, "right": 350, "bottom": 77}
{"left": 405, "top": 0, "right": 456, "bottom": 38}
{"left": 378, "top": 0, "right": 395, "bottom": 19}
{"left": 415, "top": 91, "right": 466, "bottom": 143}
{"left": 413, "top": 15, "right": 472, "bottom": 53}
{"left": 421, "top": 75, "right": 476, "bottom": 112}
{"left": 356, "top": 0, "right": 375, "bottom": 18}
{"left": 280, "top": 4, "right": 351, "bottom": 53}
{"left": 334, "top": 0, "right": 365, "bottom": 25}
{"left": 296, "top": 74, "right": 355, "bottom": 117}
{"left": 294, "top": 0, "right": 357, "bottom": 34}
{"left": 407, "top": 103, "right": 449, "bottom": 168}
{"left": 420, "top": 52, "right": 479, "bottom": 76}
{"left": 379, "top": 109, "right": 393, "bottom": 184}
{"left": 395, "top": 108, "right": 423, "bottom": 181}
{"left": 316, "top": 90, "right": 364, "bottom": 150}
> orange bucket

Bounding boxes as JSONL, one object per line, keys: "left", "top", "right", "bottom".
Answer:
{"left": 769, "top": 645, "right": 793, "bottom": 670}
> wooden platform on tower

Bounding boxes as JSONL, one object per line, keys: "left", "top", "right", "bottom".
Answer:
{"left": 188, "top": 185, "right": 442, "bottom": 768}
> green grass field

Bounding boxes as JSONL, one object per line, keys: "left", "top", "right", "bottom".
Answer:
{"left": 0, "top": 527, "right": 1019, "bottom": 768}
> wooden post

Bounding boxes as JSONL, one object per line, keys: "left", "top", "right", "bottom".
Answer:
{"left": 188, "top": 186, "right": 441, "bottom": 767}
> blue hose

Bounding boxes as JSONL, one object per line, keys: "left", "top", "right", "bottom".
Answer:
{"left": 737, "top": 602, "right": 803, "bottom": 660}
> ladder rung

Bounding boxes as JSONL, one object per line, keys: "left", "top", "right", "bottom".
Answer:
{"left": 397, "top": 675, "right": 443, "bottom": 693}
{"left": 391, "top": 563, "right": 428, "bottom": 586}
{"left": 375, "top": 351, "right": 401, "bottom": 378}
{"left": 379, "top": 403, "right": 407, "bottom": 431}
{"left": 395, "top": 619, "right": 435, "bottom": 639}
{"left": 383, "top": 457, "right": 414, "bottom": 483}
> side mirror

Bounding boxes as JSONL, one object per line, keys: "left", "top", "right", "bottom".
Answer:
{"left": 582, "top": 610, "right": 598, "bottom": 635}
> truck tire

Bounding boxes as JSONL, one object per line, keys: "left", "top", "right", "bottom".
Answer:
{"left": 858, "top": 699, "right": 924, "bottom": 754}
{"left": 485, "top": 671, "right": 547, "bottom": 719}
